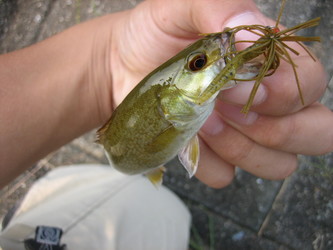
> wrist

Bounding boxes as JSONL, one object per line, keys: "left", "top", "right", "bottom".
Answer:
{"left": 86, "top": 11, "right": 133, "bottom": 124}
{"left": 0, "top": 14, "right": 122, "bottom": 183}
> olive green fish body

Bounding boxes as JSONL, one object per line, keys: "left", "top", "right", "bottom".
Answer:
{"left": 97, "top": 33, "right": 229, "bottom": 177}
{"left": 98, "top": 83, "right": 213, "bottom": 175}
{"left": 98, "top": 0, "right": 320, "bottom": 182}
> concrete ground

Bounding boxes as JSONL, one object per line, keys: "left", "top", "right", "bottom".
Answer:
{"left": 0, "top": 0, "right": 332, "bottom": 249}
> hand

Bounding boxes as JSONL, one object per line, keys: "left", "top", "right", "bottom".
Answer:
{"left": 108, "top": 0, "right": 333, "bottom": 188}
{"left": 109, "top": 0, "right": 261, "bottom": 105}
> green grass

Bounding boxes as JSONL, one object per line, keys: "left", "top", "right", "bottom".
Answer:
{"left": 189, "top": 210, "right": 216, "bottom": 250}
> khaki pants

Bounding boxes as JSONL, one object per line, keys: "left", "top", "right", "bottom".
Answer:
{"left": 0, "top": 165, "right": 191, "bottom": 250}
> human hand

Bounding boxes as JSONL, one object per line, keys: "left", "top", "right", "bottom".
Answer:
{"left": 109, "top": 0, "right": 262, "bottom": 105}
{"left": 108, "top": 0, "right": 333, "bottom": 188}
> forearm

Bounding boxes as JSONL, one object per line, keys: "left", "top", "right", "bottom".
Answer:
{"left": 0, "top": 14, "right": 121, "bottom": 186}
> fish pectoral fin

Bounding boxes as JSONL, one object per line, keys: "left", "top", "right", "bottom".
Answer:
{"left": 145, "top": 166, "right": 166, "bottom": 187}
{"left": 178, "top": 135, "right": 200, "bottom": 178}
{"left": 145, "top": 124, "right": 177, "bottom": 153}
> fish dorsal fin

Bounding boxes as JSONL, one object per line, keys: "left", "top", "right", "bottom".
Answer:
{"left": 146, "top": 166, "right": 166, "bottom": 187}
{"left": 178, "top": 135, "right": 200, "bottom": 178}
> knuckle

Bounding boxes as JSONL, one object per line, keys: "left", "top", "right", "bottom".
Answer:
{"left": 281, "top": 88, "right": 300, "bottom": 114}
{"left": 273, "top": 78, "right": 301, "bottom": 115}
{"left": 259, "top": 118, "right": 296, "bottom": 149}
{"left": 223, "top": 138, "right": 254, "bottom": 163}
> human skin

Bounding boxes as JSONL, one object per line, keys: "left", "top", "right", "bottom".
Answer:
{"left": 0, "top": 0, "right": 332, "bottom": 188}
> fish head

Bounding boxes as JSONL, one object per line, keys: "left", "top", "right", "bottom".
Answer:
{"left": 172, "top": 32, "right": 232, "bottom": 102}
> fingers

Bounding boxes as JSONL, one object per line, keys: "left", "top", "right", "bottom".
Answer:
{"left": 197, "top": 99, "right": 333, "bottom": 188}
{"left": 218, "top": 34, "right": 327, "bottom": 116}
{"left": 217, "top": 101, "right": 333, "bottom": 155}
{"left": 258, "top": 55, "right": 327, "bottom": 115}
{"left": 150, "top": 0, "right": 260, "bottom": 36}
{"left": 219, "top": 3, "right": 327, "bottom": 116}
{"left": 199, "top": 110, "right": 298, "bottom": 182}
{"left": 195, "top": 138, "right": 235, "bottom": 189}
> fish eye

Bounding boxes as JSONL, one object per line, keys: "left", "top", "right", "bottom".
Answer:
{"left": 188, "top": 53, "right": 207, "bottom": 71}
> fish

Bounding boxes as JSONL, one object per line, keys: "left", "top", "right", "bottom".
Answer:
{"left": 97, "top": 0, "right": 320, "bottom": 185}
{"left": 96, "top": 31, "right": 259, "bottom": 185}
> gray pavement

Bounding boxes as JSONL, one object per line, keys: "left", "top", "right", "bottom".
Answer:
{"left": 1, "top": 0, "right": 332, "bottom": 249}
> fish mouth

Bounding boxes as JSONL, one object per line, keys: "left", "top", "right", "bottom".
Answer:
{"left": 217, "top": 31, "right": 262, "bottom": 83}
{"left": 220, "top": 31, "right": 233, "bottom": 51}
{"left": 217, "top": 31, "right": 233, "bottom": 71}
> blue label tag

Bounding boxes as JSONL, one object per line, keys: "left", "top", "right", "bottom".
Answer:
{"left": 35, "top": 226, "right": 62, "bottom": 245}
{"left": 24, "top": 225, "right": 66, "bottom": 250}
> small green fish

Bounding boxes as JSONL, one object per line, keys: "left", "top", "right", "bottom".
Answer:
{"left": 97, "top": 32, "right": 258, "bottom": 185}
{"left": 97, "top": 0, "right": 319, "bottom": 185}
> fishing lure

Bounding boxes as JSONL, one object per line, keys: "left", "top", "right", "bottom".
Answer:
{"left": 197, "top": 0, "right": 320, "bottom": 113}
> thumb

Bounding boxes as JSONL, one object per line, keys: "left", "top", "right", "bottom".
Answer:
{"left": 189, "top": 0, "right": 269, "bottom": 33}
{"left": 223, "top": 11, "right": 275, "bottom": 46}
{"left": 224, "top": 11, "right": 271, "bottom": 29}
{"left": 149, "top": 0, "right": 268, "bottom": 36}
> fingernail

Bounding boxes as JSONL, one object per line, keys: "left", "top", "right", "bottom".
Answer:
{"left": 201, "top": 111, "right": 224, "bottom": 135}
{"left": 219, "top": 81, "right": 267, "bottom": 106}
{"left": 225, "top": 11, "right": 268, "bottom": 28}
{"left": 217, "top": 102, "right": 258, "bottom": 126}
{"left": 224, "top": 12, "right": 269, "bottom": 49}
